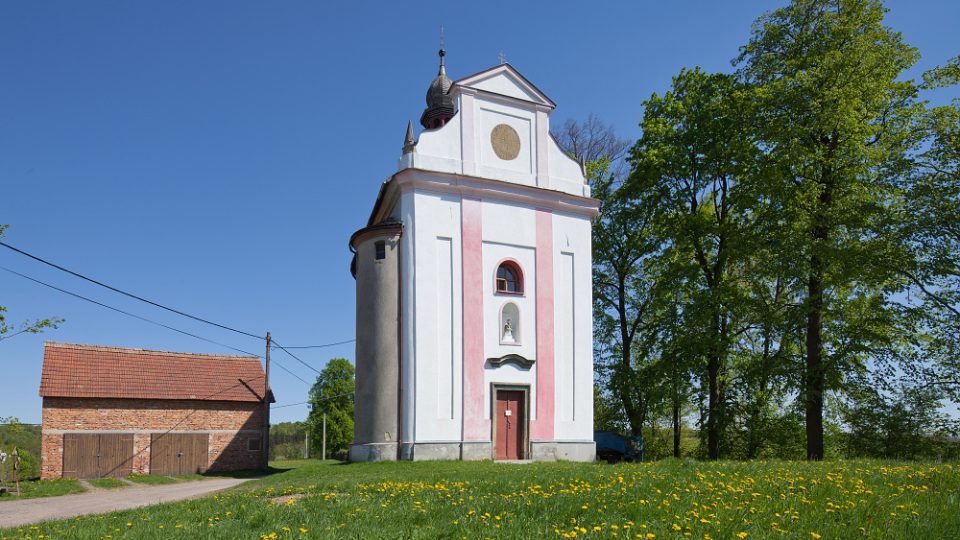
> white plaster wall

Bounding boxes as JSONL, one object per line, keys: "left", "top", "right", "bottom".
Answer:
{"left": 409, "top": 190, "right": 464, "bottom": 443}
{"left": 406, "top": 113, "right": 463, "bottom": 175}
{"left": 470, "top": 71, "right": 540, "bottom": 102}
{"left": 475, "top": 101, "right": 536, "bottom": 185}
{"left": 480, "top": 201, "right": 539, "bottom": 421}
{"left": 401, "top": 66, "right": 588, "bottom": 198}
{"left": 547, "top": 136, "right": 590, "bottom": 197}
{"left": 398, "top": 190, "right": 417, "bottom": 447}
{"left": 552, "top": 211, "right": 594, "bottom": 441}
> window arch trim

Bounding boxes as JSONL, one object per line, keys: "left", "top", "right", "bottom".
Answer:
{"left": 494, "top": 259, "right": 524, "bottom": 295}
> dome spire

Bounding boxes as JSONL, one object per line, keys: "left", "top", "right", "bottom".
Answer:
{"left": 403, "top": 120, "right": 416, "bottom": 154}
{"left": 439, "top": 25, "right": 445, "bottom": 74}
{"left": 419, "top": 45, "right": 455, "bottom": 129}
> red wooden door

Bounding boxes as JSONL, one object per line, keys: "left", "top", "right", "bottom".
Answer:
{"left": 495, "top": 390, "right": 525, "bottom": 460}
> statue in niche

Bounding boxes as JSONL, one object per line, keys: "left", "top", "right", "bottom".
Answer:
{"left": 502, "top": 317, "right": 515, "bottom": 343}
{"left": 502, "top": 318, "right": 514, "bottom": 342}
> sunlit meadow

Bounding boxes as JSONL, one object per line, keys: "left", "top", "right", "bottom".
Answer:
{"left": 3, "top": 459, "right": 958, "bottom": 539}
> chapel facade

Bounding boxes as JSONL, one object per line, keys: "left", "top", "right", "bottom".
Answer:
{"left": 349, "top": 51, "right": 597, "bottom": 461}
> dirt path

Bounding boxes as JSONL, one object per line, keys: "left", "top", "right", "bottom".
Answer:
{"left": 0, "top": 477, "right": 251, "bottom": 528}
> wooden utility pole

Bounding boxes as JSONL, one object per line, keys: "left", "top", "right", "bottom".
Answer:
{"left": 264, "top": 332, "right": 271, "bottom": 470}
{"left": 322, "top": 413, "right": 327, "bottom": 461}
{"left": 304, "top": 429, "right": 309, "bottom": 459}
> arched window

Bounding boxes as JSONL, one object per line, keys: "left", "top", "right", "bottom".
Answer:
{"left": 495, "top": 261, "right": 523, "bottom": 294}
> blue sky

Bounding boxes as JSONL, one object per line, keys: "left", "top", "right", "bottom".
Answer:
{"left": 1, "top": 1, "right": 957, "bottom": 424}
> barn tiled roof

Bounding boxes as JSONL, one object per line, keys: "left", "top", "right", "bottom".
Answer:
{"left": 40, "top": 342, "right": 269, "bottom": 403}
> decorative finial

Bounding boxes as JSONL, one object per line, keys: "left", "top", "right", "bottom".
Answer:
{"left": 499, "top": 50, "right": 507, "bottom": 65}
{"left": 403, "top": 120, "right": 416, "bottom": 154}
{"left": 438, "top": 26, "right": 446, "bottom": 75}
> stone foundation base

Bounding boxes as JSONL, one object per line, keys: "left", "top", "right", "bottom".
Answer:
{"left": 349, "top": 442, "right": 398, "bottom": 462}
{"left": 531, "top": 441, "right": 596, "bottom": 462}
{"left": 410, "top": 441, "right": 491, "bottom": 461}
{"left": 349, "top": 440, "right": 595, "bottom": 462}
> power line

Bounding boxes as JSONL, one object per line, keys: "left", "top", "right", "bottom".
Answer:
{"left": 272, "top": 401, "right": 309, "bottom": 409}
{"left": 271, "top": 361, "right": 311, "bottom": 385}
{"left": 0, "top": 265, "right": 311, "bottom": 385}
{"left": 274, "top": 339, "right": 355, "bottom": 349}
{"left": 0, "top": 240, "right": 263, "bottom": 340}
{"left": 0, "top": 241, "right": 357, "bottom": 350}
{"left": 273, "top": 391, "right": 354, "bottom": 410}
{"left": 271, "top": 338, "right": 323, "bottom": 375}
{"left": 1, "top": 265, "right": 260, "bottom": 357}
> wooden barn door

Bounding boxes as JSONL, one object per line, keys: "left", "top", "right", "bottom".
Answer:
{"left": 181, "top": 433, "right": 209, "bottom": 474}
{"left": 494, "top": 390, "right": 526, "bottom": 460}
{"left": 97, "top": 434, "right": 134, "bottom": 477}
{"left": 149, "top": 433, "right": 176, "bottom": 475}
{"left": 62, "top": 433, "right": 133, "bottom": 478}
{"left": 63, "top": 434, "right": 98, "bottom": 478}
{"left": 150, "top": 433, "right": 209, "bottom": 475}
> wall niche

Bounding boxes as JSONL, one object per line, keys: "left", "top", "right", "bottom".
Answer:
{"left": 500, "top": 302, "right": 520, "bottom": 345}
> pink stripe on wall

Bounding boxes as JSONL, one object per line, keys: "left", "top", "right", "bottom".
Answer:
{"left": 532, "top": 208, "right": 555, "bottom": 440}
{"left": 461, "top": 197, "right": 488, "bottom": 440}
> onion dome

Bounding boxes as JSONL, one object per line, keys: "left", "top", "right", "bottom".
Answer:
{"left": 419, "top": 48, "right": 455, "bottom": 129}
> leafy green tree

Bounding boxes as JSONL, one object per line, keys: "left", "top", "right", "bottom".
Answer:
{"left": 629, "top": 69, "right": 761, "bottom": 459}
{"left": 589, "top": 157, "right": 668, "bottom": 437}
{"left": 269, "top": 421, "right": 307, "bottom": 460}
{"left": 841, "top": 382, "right": 959, "bottom": 459}
{"left": 307, "top": 358, "right": 354, "bottom": 458}
{"left": 737, "top": 0, "right": 925, "bottom": 460}
{"left": 0, "top": 225, "right": 63, "bottom": 342}
{"left": 555, "top": 116, "right": 675, "bottom": 439}
{"left": 0, "top": 417, "right": 41, "bottom": 480}
{"left": 900, "top": 57, "right": 960, "bottom": 399}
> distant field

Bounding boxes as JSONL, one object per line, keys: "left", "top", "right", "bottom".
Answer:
{"left": 2, "top": 459, "right": 958, "bottom": 539}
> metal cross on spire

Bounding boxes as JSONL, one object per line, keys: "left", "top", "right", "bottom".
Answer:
{"left": 498, "top": 50, "right": 507, "bottom": 65}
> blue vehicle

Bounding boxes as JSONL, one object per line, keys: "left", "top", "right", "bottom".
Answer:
{"left": 594, "top": 431, "right": 644, "bottom": 463}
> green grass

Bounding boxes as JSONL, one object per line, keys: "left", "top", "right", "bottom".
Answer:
{"left": 87, "top": 477, "right": 127, "bottom": 489}
{"left": 0, "top": 477, "right": 84, "bottom": 501}
{"left": 2, "top": 459, "right": 959, "bottom": 539}
{"left": 126, "top": 474, "right": 178, "bottom": 485}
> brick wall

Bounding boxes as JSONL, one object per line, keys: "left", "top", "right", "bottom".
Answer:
{"left": 41, "top": 397, "right": 267, "bottom": 479}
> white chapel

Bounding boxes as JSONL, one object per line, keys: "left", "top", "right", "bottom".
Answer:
{"left": 349, "top": 50, "right": 597, "bottom": 461}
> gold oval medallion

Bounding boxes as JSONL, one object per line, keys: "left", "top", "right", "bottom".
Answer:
{"left": 490, "top": 124, "right": 521, "bottom": 161}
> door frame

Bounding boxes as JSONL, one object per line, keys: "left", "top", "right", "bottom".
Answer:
{"left": 489, "top": 383, "right": 530, "bottom": 460}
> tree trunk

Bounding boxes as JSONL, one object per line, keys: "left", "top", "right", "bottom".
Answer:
{"left": 672, "top": 400, "right": 681, "bottom": 458}
{"left": 805, "top": 162, "right": 833, "bottom": 462}
{"left": 805, "top": 261, "right": 825, "bottom": 460}
{"left": 707, "top": 354, "right": 721, "bottom": 460}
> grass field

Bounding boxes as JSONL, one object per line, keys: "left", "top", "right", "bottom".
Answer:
{"left": 0, "top": 478, "right": 83, "bottom": 501}
{"left": 2, "top": 459, "right": 958, "bottom": 539}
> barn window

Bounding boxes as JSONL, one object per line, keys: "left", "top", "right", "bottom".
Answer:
{"left": 495, "top": 261, "right": 523, "bottom": 294}
{"left": 375, "top": 241, "right": 386, "bottom": 260}
{"left": 248, "top": 437, "right": 262, "bottom": 452}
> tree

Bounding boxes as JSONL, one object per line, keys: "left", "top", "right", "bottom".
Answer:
{"left": 307, "top": 359, "right": 355, "bottom": 458}
{"left": 270, "top": 421, "right": 308, "bottom": 460}
{"left": 629, "top": 69, "right": 761, "bottom": 459}
{"left": 552, "top": 114, "right": 632, "bottom": 178}
{"left": 555, "top": 117, "right": 671, "bottom": 439}
{"left": 737, "top": 0, "right": 924, "bottom": 460}
{"left": 0, "top": 225, "right": 63, "bottom": 342}
{"left": 900, "top": 57, "right": 960, "bottom": 399}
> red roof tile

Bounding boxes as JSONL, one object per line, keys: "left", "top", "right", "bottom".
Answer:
{"left": 40, "top": 342, "right": 269, "bottom": 403}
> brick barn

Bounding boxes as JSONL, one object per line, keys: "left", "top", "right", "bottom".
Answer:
{"left": 39, "top": 342, "right": 273, "bottom": 479}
